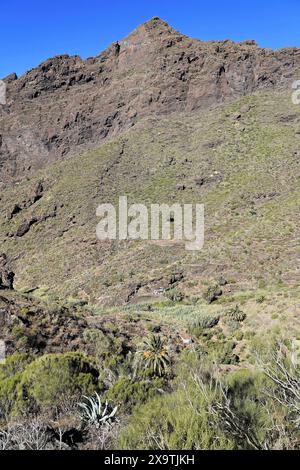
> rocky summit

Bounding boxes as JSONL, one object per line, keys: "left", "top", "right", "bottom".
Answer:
{"left": 1, "top": 17, "right": 300, "bottom": 186}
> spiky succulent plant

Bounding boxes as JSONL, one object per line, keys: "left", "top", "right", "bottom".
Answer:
{"left": 78, "top": 393, "right": 118, "bottom": 427}
{"left": 134, "top": 334, "right": 171, "bottom": 378}
{"left": 226, "top": 305, "right": 247, "bottom": 322}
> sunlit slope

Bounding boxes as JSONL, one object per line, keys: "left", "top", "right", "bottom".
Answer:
{"left": 1, "top": 89, "right": 300, "bottom": 305}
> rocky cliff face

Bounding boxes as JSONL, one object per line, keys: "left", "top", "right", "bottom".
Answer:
{"left": 1, "top": 17, "right": 300, "bottom": 187}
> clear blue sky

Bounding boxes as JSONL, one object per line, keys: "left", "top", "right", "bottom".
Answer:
{"left": 1, "top": 0, "right": 300, "bottom": 78}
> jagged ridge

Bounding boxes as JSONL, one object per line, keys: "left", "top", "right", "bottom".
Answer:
{"left": 1, "top": 17, "right": 300, "bottom": 186}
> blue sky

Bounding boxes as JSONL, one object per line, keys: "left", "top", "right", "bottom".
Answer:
{"left": 1, "top": 0, "right": 300, "bottom": 78}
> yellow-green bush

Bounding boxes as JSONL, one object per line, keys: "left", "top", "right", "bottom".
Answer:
{"left": 0, "top": 353, "right": 34, "bottom": 418}
{"left": 0, "top": 352, "right": 102, "bottom": 416}
{"left": 105, "top": 376, "right": 166, "bottom": 412}
{"left": 118, "top": 387, "right": 234, "bottom": 450}
{"left": 19, "top": 352, "right": 101, "bottom": 408}
{"left": 119, "top": 349, "right": 233, "bottom": 449}
{"left": 0, "top": 353, "right": 33, "bottom": 381}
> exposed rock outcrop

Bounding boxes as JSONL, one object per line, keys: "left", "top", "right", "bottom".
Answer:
{"left": 7, "top": 180, "right": 44, "bottom": 220}
{"left": 0, "top": 253, "right": 15, "bottom": 290}
{"left": 1, "top": 17, "right": 300, "bottom": 186}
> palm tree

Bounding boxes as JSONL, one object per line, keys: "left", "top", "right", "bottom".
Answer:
{"left": 134, "top": 334, "right": 171, "bottom": 378}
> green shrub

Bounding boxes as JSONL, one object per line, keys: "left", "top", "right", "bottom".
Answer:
{"left": 225, "top": 369, "right": 265, "bottom": 398}
{"left": 10, "top": 325, "right": 28, "bottom": 349}
{"left": 83, "top": 329, "right": 124, "bottom": 368}
{"left": 14, "top": 352, "right": 101, "bottom": 413}
{"left": 203, "top": 285, "right": 222, "bottom": 304}
{"left": 118, "top": 384, "right": 234, "bottom": 450}
{"left": 165, "top": 289, "right": 184, "bottom": 303}
{"left": 221, "top": 341, "right": 240, "bottom": 364}
{"left": 0, "top": 353, "right": 33, "bottom": 382}
{"left": 0, "top": 353, "right": 34, "bottom": 418}
{"left": 206, "top": 340, "right": 239, "bottom": 365}
{"left": 105, "top": 376, "right": 166, "bottom": 412}
{"left": 188, "top": 314, "right": 220, "bottom": 337}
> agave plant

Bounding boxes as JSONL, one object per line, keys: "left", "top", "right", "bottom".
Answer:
{"left": 134, "top": 334, "right": 171, "bottom": 378}
{"left": 189, "top": 314, "right": 220, "bottom": 331}
{"left": 225, "top": 305, "right": 247, "bottom": 322}
{"left": 78, "top": 393, "right": 118, "bottom": 427}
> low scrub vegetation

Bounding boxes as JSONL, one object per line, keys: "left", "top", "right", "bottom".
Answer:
{"left": 203, "top": 285, "right": 223, "bottom": 304}
{"left": 1, "top": 333, "right": 300, "bottom": 450}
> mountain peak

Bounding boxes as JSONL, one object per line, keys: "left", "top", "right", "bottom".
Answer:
{"left": 124, "top": 16, "right": 178, "bottom": 43}
{"left": 144, "top": 16, "right": 172, "bottom": 29}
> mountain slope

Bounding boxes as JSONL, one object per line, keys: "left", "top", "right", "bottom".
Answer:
{"left": 1, "top": 87, "right": 300, "bottom": 308}
{"left": 1, "top": 17, "right": 300, "bottom": 186}
{"left": 2, "top": 17, "right": 300, "bottom": 452}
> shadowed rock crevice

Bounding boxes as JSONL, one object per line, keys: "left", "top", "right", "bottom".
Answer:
{"left": 0, "top": 253, "right": 15, "bottom": 290}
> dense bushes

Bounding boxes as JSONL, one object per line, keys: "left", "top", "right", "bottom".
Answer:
{"left": 0, "top": 353, "right": 34, "bottom": 418}
{"left": 83, "top": 328, "right": 124, "bottom": 369}
{"left": 0, "top": 353, "right": 33, "bottom": 382}
{"left": 118, "top": 389, "right": 234, "bottom": 450}
{"left": 119, "top": 349, "right": 300, "bottom": 450}
{"left": 105, "top": 376, "right": 166, "bottom": 412}
{"left": 20, "top": 352, "right": 101, "bottom": 408}
{"left": 119, "top": 356, "right": 234, "bottom": 450}
{"left": 1, "top": 323, "right": 300, "bottom": 450}
{"left": 0, "top": 352, "right": 101, "bottom": 416}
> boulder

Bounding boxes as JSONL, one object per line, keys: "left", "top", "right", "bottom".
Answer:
{"left": 15, "top": 217, "right": 38, "bottom": 237}
{"left": 31, "top": 180, "right": 44, "bottom": 204}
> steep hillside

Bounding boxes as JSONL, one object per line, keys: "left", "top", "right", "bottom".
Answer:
{"left": 0, "top": 88, "right": 300, "bottom": 310}
{"left": 1, "top": 17, "right": 300, "bottom": 451}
